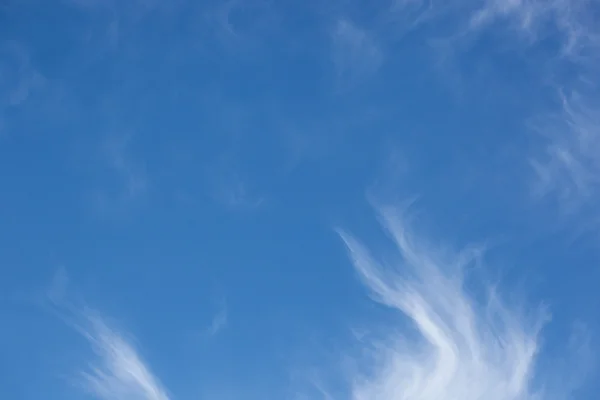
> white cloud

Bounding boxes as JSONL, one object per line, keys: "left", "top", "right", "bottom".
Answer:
{"left": 44, "top": 272, "right": 171, "bottom": 400}
{"left": 530, "top": 89, "right": 600, "bottom": 216}
{"left": 76, "top": 311, "right": 171, "bottom": 400}
{"left": 43, "top": 272, "right": 191, "bottom": 400}
{"left": 382, "top": 0, "right": 600, "bottom": 223}
{"left": 469, "top": 0, "right": 600, "bottom": 58}
{"left": 382, "top": 0, "right": 599, "bottom": 54}
{"left": 335, "top": 201, "right": 589, "bottom": 400}
{"left": 331, "top": 19, "right": 383, "bottom": 91}
{"left": 464, "top": 0, "right": 600, "bottom": 223}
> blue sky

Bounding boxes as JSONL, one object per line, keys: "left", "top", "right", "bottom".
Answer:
{"left": 1, "top": 0, "right": 600, "bottom": 399}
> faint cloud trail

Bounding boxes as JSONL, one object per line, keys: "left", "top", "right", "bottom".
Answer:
{"left": 331, "top": 18, "right": 383, "bottom": 91}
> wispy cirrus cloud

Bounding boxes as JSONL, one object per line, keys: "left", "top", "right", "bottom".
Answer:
{"left": 335, "top": 201, "right": 590, "bottom": 400}
{"left": 331, "top": 18, "right": 383, "bottom": 91}
{"left": 382, "top": 0, "right": 599, "bottom": 52}
{"left": 205, "top": 303, "right": 228, "bottom": 337}
{"left": 89, "top": 132, "right": 149, "bottom": 216}
{"left": 468, "top": 0, "right": 600, "bottom": 225}
{"left": 381, "top": 0, "right": 600, "bottom": 224}
{"left": 44, "top": 270, "right": 171, "bottom": 400}
{"left": 469, "top": 0, "right": 600, "bottom": 57}
{"left": 75, "top": 312, "right": 171, "bottom": 400}
{"left": 530, "top": 89, "right": 600, "bottom": 217}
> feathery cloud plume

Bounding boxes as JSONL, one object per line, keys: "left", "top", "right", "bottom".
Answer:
{"left": 336, "top": 201, "right": 588, "bottom": 400}
{"left": 75, "top": 311, "right": 171, "bottom": 400}
{"left": 44, "top": 269, "right": 169, "bottom": 400}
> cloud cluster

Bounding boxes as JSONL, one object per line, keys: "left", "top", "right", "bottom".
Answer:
{"left": 384, "top": 0, "right": 600, "bottom": 221}
{"left": 468, "top": 0, "right": 600, "bottom": 223}
{"left": 52, "top": 198, "right": 592, "bottom": 400}
{"left": 336, "top": 203, "right": 586, "bottom": 400}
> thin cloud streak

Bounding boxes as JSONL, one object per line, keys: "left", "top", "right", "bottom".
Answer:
{"left": 45, "top": 272, "right": 170, "bottom": 400}
{"left": 76, "top": 311, "right": 171, "bottom": 400}
{"left": 336, "top": 202, "right": 587, "bottom": 400}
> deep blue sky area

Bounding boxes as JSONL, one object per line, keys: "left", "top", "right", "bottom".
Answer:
{"left": 1, "top": 1, "right": 600, "bottom": 400}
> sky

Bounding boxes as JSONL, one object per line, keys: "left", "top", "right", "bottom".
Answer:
{"left": 1, "top": 0, "right": 600, "bottom": 399}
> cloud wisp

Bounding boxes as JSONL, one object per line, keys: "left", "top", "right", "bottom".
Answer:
{"left": 74, "top": 310, "right": 171, "bottom": 400}
{"left": 331, "top": 18, "right": 383, "bottom": 92}
{"left": 205, "top": 300, "right": 228, "bottom": 337}
{"left": 45, "top": 271, "right": 170, "bottom": 400}
{"left": 530, "top": 89, "right": 600, "bottom": 217}
{"left": 336, "top": 202, "right": 587, "bottom": 400}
